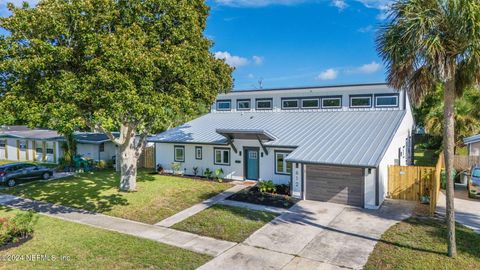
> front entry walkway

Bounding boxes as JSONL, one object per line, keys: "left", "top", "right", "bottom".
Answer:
{"left": 0, "top": 194, "right": 236, "bottom": 256}
{"left": 199, "top": 199, "right": 414, "bottom": 270}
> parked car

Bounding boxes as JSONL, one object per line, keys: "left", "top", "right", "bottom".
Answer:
{"left": 468, "top": 165, "right": 480, "bottom": 198}
{"left": 0, "top": 163, "right": 54, "bottom": 187}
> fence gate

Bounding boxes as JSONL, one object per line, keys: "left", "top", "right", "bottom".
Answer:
{"left": 388, "top": 166, "right": 435, "bottom": 201}
{"left": 138, "top": 147, "right": 155, "bottom": 169}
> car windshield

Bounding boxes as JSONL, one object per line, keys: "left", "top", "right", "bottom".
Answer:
{"left": 473, "top": 169, "right": 480, "bottom": 178}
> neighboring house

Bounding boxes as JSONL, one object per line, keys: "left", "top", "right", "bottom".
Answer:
{"left": 150, "top": 83, "right": 415, "bottom": 209}
{"left": 0, "top": 127, "right": 117, "bottom": 164}
{"left": 464, "top": 134, "right": 480, "bottom": 156}
{"left": 0, "top": 126, "right": 64, "bottom": 163}
{"left": 74, "top": 132, "right": 117, "bottom": 162}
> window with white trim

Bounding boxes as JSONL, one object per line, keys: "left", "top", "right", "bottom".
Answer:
{"left": 282, "top": 99, "right": 299, "bottom": 109}
{"left": 214, "top": 148, "right": 230, "bottom": 165}
{"left": 275, "top": 152, "right": 292, "bottom": 175}
{"left": 237, "top": 100, "right": 251, "bottom": 110}
{"left": 174, "top": 146, "right": 185, "bottom": 162}
{"left": 375, "top": 95, "right": 398, "bottom": 107}
{"left": 256, "top": 99, "right": 273, "bottom": 110}
{"left": 216, "top": 100, "right": 231, "bottom": 111}
{"left": 350, "top": 96, "right": 372, "bottom": 108}
{"left": 322, "top": 97, "right": 342, "bottom": 108}
{"left": 301, "top": 98, "right": 319, "bottom": 108}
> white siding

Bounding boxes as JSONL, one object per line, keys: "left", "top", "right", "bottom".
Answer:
{"left": 155, "top": 140, "right": 293, "bottom": 184}
{"left": 364, "top": 168, "right": 377, "bottom": 209}
{"left": 378, "top": 96, "right": 415, "bottom": 206}
{"left": 470, "top": 141, "right": 480, "bottom": 156}
{"left": 0, "top": 138, "right": 61, "bottom": 163}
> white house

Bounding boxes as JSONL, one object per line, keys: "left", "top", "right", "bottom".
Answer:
{"left": 74, "top": 132, "right": 117, "bottom": 162}
{"left": 150, "top": 83, "right": 415, "bottom": 209}
{"left": 464, "top": 134, "right": 480, "bottom": 156}
{"left": 0, "top": 126, "right": 64, "bottom": 163}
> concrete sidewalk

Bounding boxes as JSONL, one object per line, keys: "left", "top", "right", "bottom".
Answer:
{"left": 0, "top": 194, "right": 236, "bottom": 256}
{"left": 155, "top": 184, "right": 248, "bottom": 227}
{"left": 218, "top": 199, "right": 290, "bottom": 214}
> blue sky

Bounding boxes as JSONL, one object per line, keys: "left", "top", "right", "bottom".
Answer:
{"left": 1, "top": 0, "right": 393, "bottom": 90}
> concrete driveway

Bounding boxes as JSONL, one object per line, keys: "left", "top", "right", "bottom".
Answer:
{"left": 199, "top": 199, "right": 414, "bottom": 270}
{"left": 437, "top": 188, "right": 480, "bottom": 233}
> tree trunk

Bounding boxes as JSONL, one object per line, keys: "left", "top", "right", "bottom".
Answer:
{"left": 444, "top": 79, "right": 457, "bottom": 257}
{"left": 119, "top": 134, "right": 138, "bottom": 191}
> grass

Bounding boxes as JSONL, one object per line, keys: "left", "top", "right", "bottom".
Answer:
{"left": 365, "top": 216, "right": 480, "bottom": 270}
{"left": 2, "top": 170, "right": 232, "bottom": 224}
{"left": 227, "top": 186, "right": 298, "bottom": 209}
{"left": 172, "top": 204, "right": 278, "bottom": 242}
{"left": 414, "top": 148, "right": 438, "bottom": 167}
{"left": 0, "top": 206, "right": 210, "bottom": 269}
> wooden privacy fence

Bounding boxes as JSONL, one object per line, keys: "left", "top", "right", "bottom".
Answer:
{"left": 388, "top": 152, "right": 444, "bottom": 215}
{"left": 138, "top": 147, "right": 155, "bottom": 169}
{"left": 388, "top": 166, "right": 435, "bottom": 201}
{"left": 454, "top": 155, "right": 480, "bottom": 171}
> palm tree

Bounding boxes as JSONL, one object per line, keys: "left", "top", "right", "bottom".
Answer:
{"left": 377, "top": 0, "right": 480, "bottom": 257}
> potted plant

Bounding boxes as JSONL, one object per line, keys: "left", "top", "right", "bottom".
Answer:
{"left": 193, "top": 167, "right": 199, "bottom": 177}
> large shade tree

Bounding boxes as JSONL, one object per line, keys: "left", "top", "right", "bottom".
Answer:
{"left": 377, "top": 0, "right": 480, "bottom": 257}
{"left": 0, "top": 0, "right": 233, "bottom": 191}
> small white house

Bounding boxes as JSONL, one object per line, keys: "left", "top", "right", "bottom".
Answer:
{"left": 0, "top": 126, "right": 64, "bottom": 163}
{"left": 464, "top": 134, "right": 480, "bottom": 156}
{"left": 150, "top": 83, "right": 415, "bottom": 209}
{"left": 74, "top": 132, "right": 117, "bottom": 162}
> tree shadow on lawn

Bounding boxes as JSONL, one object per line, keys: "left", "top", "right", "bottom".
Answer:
{"left": 2, "top": 170, "right": 157, "bottom": 213}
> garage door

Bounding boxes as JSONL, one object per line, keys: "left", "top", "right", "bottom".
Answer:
{"left": 306, "top": 164, "right": 364, "bottom": 207}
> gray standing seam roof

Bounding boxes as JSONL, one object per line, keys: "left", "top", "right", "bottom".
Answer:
{"left": 150, "top": 110, "right": 406, "bottom": 167}
{"left": 464, "top": 134, "right": 480, "bottom": 144}
{"left": 0, "top": 129, "right": 63, "bottom": 140}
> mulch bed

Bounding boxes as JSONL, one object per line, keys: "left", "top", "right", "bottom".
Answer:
{"left": 227, "top": 186, "right": 298, "bottom": 209}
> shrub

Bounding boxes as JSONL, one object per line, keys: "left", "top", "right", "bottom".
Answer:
{"left": 275, "top": 184, "right": 290, "bottom": 195}
{"left": 0, "top": 211, "right": 37, "bottom": 246}
{"left": 204, "top": 168, "right": 213, "bottom": 179}
{"left": 214, "top": 168, "right": 224, "bottom": 182}
{"left": 97, "top": 160, "right": 108, "bottom": 169}
{"left": 171, "top": 162, "right": 182, "bottom": 174}
{"left": 258, "top": 180, "right": 276, "bottom": 193}
{"left": 193, "top": 167, "right": 199, "bottom": 176}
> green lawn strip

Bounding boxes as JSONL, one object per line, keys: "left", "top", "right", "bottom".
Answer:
{"left": 364, "top": 217, "right": 480, "bottom": 270}
{"left": 0, "top": 206, "right": 210, "bottom": 270}
{"left": 172, "top": 204, "right": 278, "bottom": 242}
{"left": 3, "top": 170, "right": 232, "bottom": 224}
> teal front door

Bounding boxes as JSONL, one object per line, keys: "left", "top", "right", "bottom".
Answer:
{"left": 245, "top": 148, "right": 259, "bottom": 180}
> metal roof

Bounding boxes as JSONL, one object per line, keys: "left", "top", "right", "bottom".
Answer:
{"left": 464, "top": 134, "right": 480, "bottom": 144}
{"left": 229, "top": 82, "right": 387, "bottom": 93}
{"left": 74, "top": 132, "right": 119, "bottom": 144}
{"left": 0, "top": 126, "right": 63, "bottom": 140}
{"left": 150, "top": 110, "right": 406, "bottom": 167}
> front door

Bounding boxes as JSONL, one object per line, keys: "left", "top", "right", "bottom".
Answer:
{"left": 245, "top": 148, "right": 259, "bottom": 180}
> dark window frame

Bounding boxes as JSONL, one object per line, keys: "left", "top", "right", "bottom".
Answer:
{"left": 99, "top": 142, "right": 105, "bottom": 152}
{"left": 0, "top": 140, "right": 5, "bottom": 148}
{"left": 349, "top": 94, "right": 373, "bottom": 108}
{"left": 236, "top": 99, "right": 251, "bottom": 111}
{"left": 301, "top": 98, "right": 320, "bottom": 109}
{"left": 374, "top": 93, "right": 399, "bottom": 108}
{"left": 174, "top": 145, "right": 185, "bottom": 162}
{"left": 281, "top": 98, "right": 300, "bottom": 110}
{"left": 195, "top": 146, "right": 202, "bottom": 160}
{"left": 216, "top": 99, "right": 232, "bottom": 111}
{"left": 214, "top": 147, "right": 231, "bottom": 166}
{"left": 274, "top": 150, "right": 292, "bottom": 175}
{"left": 255, "top": 98, "right": 273, "bottom": 110}
{"left": 321, "top": 95, "right": 343, "bottom": 109}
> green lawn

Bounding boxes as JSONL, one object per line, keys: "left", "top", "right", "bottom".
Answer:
{"left": 2, "top": 170, "right": 232, "bottom": 224}
{"left": 365, "top": 217, "right": 480, "bottom": 270}
{"left": 172, "top": 204, "right": 278, "bottom": 242}
{"left": 0, "top": 206, "right": 210, "bottom": 270}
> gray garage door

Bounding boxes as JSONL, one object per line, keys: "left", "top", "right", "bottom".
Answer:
{"left": 306, "top": 164, "right": 364, "bottom": 207}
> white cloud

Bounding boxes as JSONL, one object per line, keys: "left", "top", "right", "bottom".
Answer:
{"left": 347, "top": 61, "right": 381, "bottom": 74}
{"left": 331, "top": 0, "right": 348, "bottom": 10}
{"left": 247, "top": 73, "right": 255, "bottom": 79}
{"left": 252, "top": 56, "right": 264, "bottom": 65}
{"left": 214, "top": 0, "right": 307, "bottom": 7}
{"left": 214, "top": 51, "right": 249, "bottom": 68}
{"left": 316, "top": 69, "right": 338, "bottom": 80}
{"left": 358, "top": 25, "right": 375, "bottom": 33}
